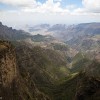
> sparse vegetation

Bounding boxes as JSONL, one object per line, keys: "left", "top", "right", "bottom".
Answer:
{"left": 0, "top": 22, "right": 100, "bottom": 100}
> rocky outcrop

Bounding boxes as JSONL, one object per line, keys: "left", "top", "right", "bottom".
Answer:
{"left": 0, "top": 41, "right": 50, "bottom": 100}
{"left": 75, "top": 73, "right": 100, "bottom": 100}
{"left": 0, "top": 41, "right": 17, "bottom": 100}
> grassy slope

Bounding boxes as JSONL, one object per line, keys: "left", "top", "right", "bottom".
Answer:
{"left": 70, "top": 52, "right": 90, "bottom": 73}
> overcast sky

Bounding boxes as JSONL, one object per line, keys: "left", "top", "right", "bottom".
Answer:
{"left": 0, "top": 0, "right": 100, "bottom": 29}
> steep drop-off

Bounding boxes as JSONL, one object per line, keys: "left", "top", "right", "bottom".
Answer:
{"left": 0, "top": 40, "right": 50, "bottom": 100}
{"left": 0, "top": 41, "right": 17, "bottom": 100}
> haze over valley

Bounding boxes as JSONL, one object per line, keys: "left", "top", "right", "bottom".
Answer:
{"left": 0, "top": 0, "right": 100, "bottom": 100}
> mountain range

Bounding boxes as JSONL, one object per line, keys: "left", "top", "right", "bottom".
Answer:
{"left": 26, "top": 23, "right": 100, "bottom": 40}
{"left": 24, "top": 22, "right": 100, "bottom": 61}
{"left": 0, "top": 22, "right": 100, "bottom": 100}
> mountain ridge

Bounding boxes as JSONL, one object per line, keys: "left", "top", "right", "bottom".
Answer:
{"left": 0, "top": 22, "right": 100, "bottom": 100}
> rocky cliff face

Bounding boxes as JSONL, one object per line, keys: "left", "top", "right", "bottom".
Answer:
{"left": 0, "top": 41, "right": 17, "bottom": 100}
{"left": 0, "top": 41, "right": 50, "bottom": 100}
{"left": 74, "top": 73, "right": 100, "bottom": 100}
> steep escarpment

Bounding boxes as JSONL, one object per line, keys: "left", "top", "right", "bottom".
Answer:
{"left": 0, "top": 41, "right": 50, "bottom": 100}
{"left": 0, "top": 41, "right": 17, "bottom": 100}
{"left": 15, "top": 43, "right": 69, "bottom": 84}
{"left": 0, "top": 22, "right": 100, "bottom": 100}
{"left": 75, "top": 73, "right": 100, "bottom": 100}
{"left": 48, "top": 71, "right": 100, "bottom": 100}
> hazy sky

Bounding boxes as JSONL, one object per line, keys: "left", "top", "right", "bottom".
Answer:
{"left": 0, "top": 0, "right": 100, "bottom": 29}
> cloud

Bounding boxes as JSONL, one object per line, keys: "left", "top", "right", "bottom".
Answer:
{"left": 0, "top": 0, "right": 100, "bottom": 29}
{"left": 54, "top": 0, "right": 62, "bottom": 2}
{"left": 66, "top": 5, "right": 77, "bottom": 10}
{"left": 0, "top": 0, "right": 70, "bottom": 13}
{"left": 82, "top": 0, "right": 100, "bottom": 13}
{"left": 20, "top": 0, "right": 70, "bottom": 13}
{"left": 0, "top": 0, "right": 100, "bottom": 14}
{"left": 0, "top": 0, "right": 37, "bottom": 7}
{"left": 71, "top": 0, "right": 100, "bottom": 15}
